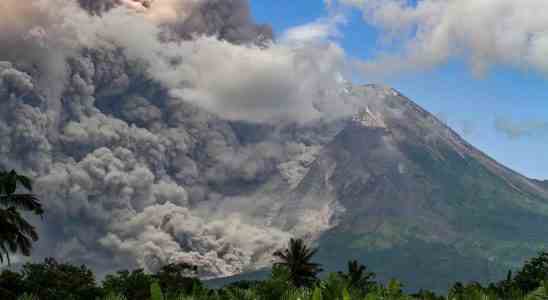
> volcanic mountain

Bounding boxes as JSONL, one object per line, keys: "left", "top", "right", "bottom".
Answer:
{"left": 3, "top": 49, "right": 548, "bottom": 292}
{"left": 276, "top": 84, "right": 548, "bottom": 292}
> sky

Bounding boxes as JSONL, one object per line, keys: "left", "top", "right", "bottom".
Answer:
{"left": 251, "top": 0, "right": 548, "bottom": 180}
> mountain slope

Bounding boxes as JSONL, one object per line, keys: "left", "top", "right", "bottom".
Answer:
{"left": 4, "top": 47, "right": 548, "bottom": 292}
{"left": 282, "top": 84, "right": 548, "bottom": 292}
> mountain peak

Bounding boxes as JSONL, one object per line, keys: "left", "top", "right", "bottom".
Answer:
{"left": 283, "top": 84, "right": 548, "bottom": 292}
{"left": 341, "top": 83, "right": 548, "bottom": 199}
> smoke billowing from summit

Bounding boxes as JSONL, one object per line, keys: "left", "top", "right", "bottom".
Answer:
{"left": 77, "top": 0, "right": 273, "bottom": 44}
{"left": 0, "top": 0, "right": 351, "bottom": 277}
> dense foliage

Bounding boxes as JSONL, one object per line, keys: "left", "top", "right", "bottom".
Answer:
{"left": 273, "top": 238, "right": 322, "bottom": 287}
{"left": 0, "top": 170, "right": 43, "bottom": 264}
{"left": 2, "top": 240, "right": 548, "bottom": 299}
{"left": 1, "top": 173, "right": 548, "bottom": 299}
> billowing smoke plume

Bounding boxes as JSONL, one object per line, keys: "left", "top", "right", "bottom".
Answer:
{"left": 338, "top": 0, "right": 548, "bottom": 77}
{"left": 0, "top": 0, "right": 351, "bottom": 277}
{"left": 171, "top": 0, "right": 273, "bottom": 44}
{"left": 77, "top": 0, "right": 273, "bottom": 45}
{"left": 78, "top": 0, "right": 122, "bottom": 14}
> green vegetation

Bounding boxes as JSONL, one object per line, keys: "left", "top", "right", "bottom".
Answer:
{"left": 273, "top": 238, "right": 322, "bottom": 287}
{"left": 0, "top": 170, "right": 43, "bottom": 264}
{"left": 1, "top": 239, "right": 548, "bottom": 299}
{"left": 3, "top": 173, "right": 548, "bottom": 299}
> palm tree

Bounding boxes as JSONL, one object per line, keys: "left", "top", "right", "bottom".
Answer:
{"left": 0, "top": 170, "right": 43, "bottom": 264}
{"left": 338, "top": 260, "right": 375, "bottom": 292}
{"left": 273, "top": 238, "right": 322, "bottom": 287}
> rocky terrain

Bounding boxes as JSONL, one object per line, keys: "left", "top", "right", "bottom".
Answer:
{"left": 291, "top": 85, "right": 548, "bottom": 291}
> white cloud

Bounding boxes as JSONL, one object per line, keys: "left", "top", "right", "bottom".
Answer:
{"left": 282, "top": 14, "right": 346, "bottom": 46}
{"left": 495, "top": 117, "right": 548, "bottom": 139}
{"left": 338, "top": 0, "right": 548, "bottom": 77}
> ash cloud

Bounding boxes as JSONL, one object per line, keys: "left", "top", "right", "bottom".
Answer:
{"left": 0, "top": 0, "right": 350, "bottom": 277}
{"left": 77, "top": 0, "right": 121, "bottom": 14}
{"left": 171, "top": 0, "right": 273, "bottom": 45}
{"left": 77, "top": 0, "right": 273, "bottom": 45}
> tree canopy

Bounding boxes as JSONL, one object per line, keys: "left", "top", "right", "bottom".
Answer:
{"left": 273, "top": 238, "right": 322, "bottom": 287}
{"left": 0, "top": 170, "right": 43, "bottom": 264}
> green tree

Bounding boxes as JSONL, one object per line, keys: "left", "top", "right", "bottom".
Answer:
{"left": 514, "top": 252, "right": 548, "bottom": 293}
{"left": 337, "top": 260, "right": 376, "bottom": 293}
{"left": 322, "top": 272, "right": 352, "bottom": 300}
{"left": 154, "top": 262, "right": 201, "bottom": 297}
{"left": 19, "top": 257, "right": 101, "bottom": 300}
{"left": 448, "top": 282, "right": 465, "bottom": 300}
{"left": 491, "top": 270, "right": 523, "bottom": 300}
{"left": 385, "top": 279, "right": 404, "bottom": 298}
{"left": 150, "top": 281, "right": 164, "bottom": 300}
{"left": 273, "top": 238, "right": 322, "bottom": 287}
{"left": 0, "top": 170, "right": 43, "bottom": 264}
{"left": 0, "top": 270, "right": 24, "bottom": 300}
{"left": 411, "top": 289, "right": 443, "bottom": 300}
{"left": 102, "top": 269, "right": 154, "bottom": 300}
{"left": 255, "top": 265, "right": 293, "bottom": 299}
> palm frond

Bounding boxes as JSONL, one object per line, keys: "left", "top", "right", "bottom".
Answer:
{"left": 0, "top": 207, "right": 39, "bottom": 264}
{"left": 0, "top": 194, "right": 43, "bottom": 215}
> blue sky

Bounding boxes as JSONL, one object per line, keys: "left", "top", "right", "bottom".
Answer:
{"left": 250, "top": 0, "right": 548, "bottom": 180}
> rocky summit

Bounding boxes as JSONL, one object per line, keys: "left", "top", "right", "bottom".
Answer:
{"left": 283, "top": 85, "right": 548, "bottom": 292}
{"left": 212, "top": 83, "right": 548, "bottom": 292}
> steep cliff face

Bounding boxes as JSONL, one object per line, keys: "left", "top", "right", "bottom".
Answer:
{"left": 283, "top": 85, "right": 548, "bottom": 292}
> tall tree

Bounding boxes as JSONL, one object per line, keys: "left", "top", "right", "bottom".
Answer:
{"left": 513, "top": 252, "right": 548, "bottom": 293}
{"left": 338, "top": 260, "right": 376, "bottom": 293}
{"left": 102, "top": 269, "right": 154, "bottom": 300}
{"left": 0, "top": 170, "right": 43, "bottom": 264}
{"left": 154, "top": 262, "right": 201, "bottom": 297}
{"left": 19, "top": 257, "right": 101, "bottom": 300}
{"left": 273, "top": 238, "right": 322, "bottom": 287}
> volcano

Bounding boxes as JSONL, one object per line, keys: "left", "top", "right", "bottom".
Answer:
{"left": 279, "top": 84, "right": 548, "bottom": 292}
{"left": 3, "top": 54, "right": 548, "bottom": 292}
